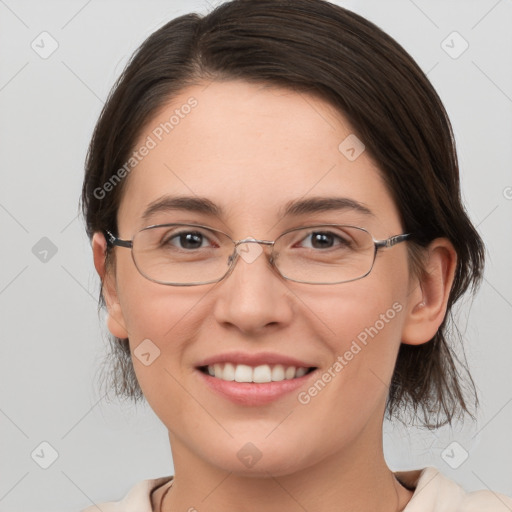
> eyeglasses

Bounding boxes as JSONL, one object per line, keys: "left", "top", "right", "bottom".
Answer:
{"left": 105, "top": 223, "right": 411, "bottom": 286}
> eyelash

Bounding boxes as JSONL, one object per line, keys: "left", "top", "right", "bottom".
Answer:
{"left": 161, "top": 228, "right": 352, "bottom": 250}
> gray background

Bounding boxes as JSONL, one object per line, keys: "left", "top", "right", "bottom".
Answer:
{"left": 0, "top": 0, "right": 511, "bottom": 510}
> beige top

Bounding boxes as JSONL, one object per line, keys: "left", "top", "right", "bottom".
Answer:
{"left": 80, "top": 466, "right": 512, "bottom": 511}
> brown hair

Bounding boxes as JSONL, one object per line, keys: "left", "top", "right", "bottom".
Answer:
{"left": 81, "top": 0, "right": 485, "bottom": 428}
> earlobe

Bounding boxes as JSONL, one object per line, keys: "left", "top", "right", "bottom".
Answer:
{"left": 401, "top": 239, "right": 457, "bottom": 346}
{"left": 92, "top": 232, "right": 129, "bottom": 339}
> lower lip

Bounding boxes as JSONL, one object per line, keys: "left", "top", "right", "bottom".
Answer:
{"left": 196, "top": 368, "right": 317, "bottom": 406}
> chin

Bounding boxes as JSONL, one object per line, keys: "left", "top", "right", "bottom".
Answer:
{"left": 197, "top": 437, "right": 317, "bottom": 478}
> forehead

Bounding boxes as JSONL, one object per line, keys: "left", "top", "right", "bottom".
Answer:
{"left": 117, "top": 80, "right": 401, "bottom": 235}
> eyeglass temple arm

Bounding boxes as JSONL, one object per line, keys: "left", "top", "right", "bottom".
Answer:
{"left": 374, "top": 233, "right": 411, "bottom": 249}
{"left": 105, "top": 230, "right": 133, "bottom": 248}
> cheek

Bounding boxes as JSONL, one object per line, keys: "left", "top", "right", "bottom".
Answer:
{"left": 114, "top": 248, "right": 197, "bottom": 340}
{"left": 117, "top": 282, "right": 209, "bottom": 425}
{"left": 316, "top": 275, "right": 404, "bottom": 348}
{"left": 308, "top": 274, "right": 406, "bottom": 395}
{"left": 114, "top": 256, "right": 203, "bottom": 384}
{"left": 291, "top": 286, "right": 405, "bottom": 440}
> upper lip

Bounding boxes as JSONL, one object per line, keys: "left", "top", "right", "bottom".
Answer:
{"left": 196, "top": 351, "right": 317, "bottom": 368}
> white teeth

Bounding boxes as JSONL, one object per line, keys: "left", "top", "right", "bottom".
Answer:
{"left": 295, "top": 367, "right": 308, "bottom": 378}
{"left": 253, "top": 364, "right": 272, "bottom": 383}
{"left": 213, "top": 363, "right": 222, "bottom": 378}
{"left": 223, "top": 362, "right": 235, "bottom": 381}
{"left": 285, "top": 366, "right": 296, "bottom": 379}
{"left": 234, "top": 364, "right": 253, "bottom": 382}
{"left": 271, "top": 364, "right": 285, "bottom": 381}
{"left": 205, "top": 363, "right": 312, "bottom": 382}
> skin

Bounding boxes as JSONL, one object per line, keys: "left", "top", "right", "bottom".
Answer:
{"left": 92, "top": 80, "right": 457, "bottom": 512}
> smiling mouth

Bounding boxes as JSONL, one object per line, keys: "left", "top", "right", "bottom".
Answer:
{"left": 198, "top": 363, "right": 317, "bottom": 383}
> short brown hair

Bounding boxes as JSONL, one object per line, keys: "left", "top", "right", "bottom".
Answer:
{"left": 81, "top": 0, "right": 485, "bottom": 428}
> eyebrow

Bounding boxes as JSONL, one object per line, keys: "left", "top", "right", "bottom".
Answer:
{"left": 141, "top": 195, "right": 374, "bottom": 222}
{"left": 281, "top": 196, "right": 374, "bottom": 218}
{"left": 141, "top": 196, "right": 222, "bottom": 222}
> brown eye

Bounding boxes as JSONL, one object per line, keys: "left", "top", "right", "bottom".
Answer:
{"left": 296, "top": 230, "right": 354, "bottom": 250}
{"left": 163, "top": 230, "right": 209, "bottom": 250}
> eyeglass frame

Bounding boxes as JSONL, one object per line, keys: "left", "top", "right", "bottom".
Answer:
{"left": 104, "top": 223, "right": 411, "bottom": 286}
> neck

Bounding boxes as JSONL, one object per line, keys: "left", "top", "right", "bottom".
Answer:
{"left": 162, "top": 417, "right": 413, "bottom": 512}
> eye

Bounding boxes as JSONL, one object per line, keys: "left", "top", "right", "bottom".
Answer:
{"left": 160, "top": 228, "right": 219, "bottom": 250}
{"left": 297, "top": 230, "right": 353, "bottom": 250}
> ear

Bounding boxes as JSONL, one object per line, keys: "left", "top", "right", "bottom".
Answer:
{"left": 401, "top": 238, "right": 457, "bottom": 345}
{"left": 92, "top": 232, "right": 129, "bottom": 339}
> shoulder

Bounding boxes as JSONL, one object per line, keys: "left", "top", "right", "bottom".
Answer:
{"left": 401, "top": 466, "right": 512, "bottom": 511}
{"left": 80, "top": 476, "right": 174, "bottom": 512}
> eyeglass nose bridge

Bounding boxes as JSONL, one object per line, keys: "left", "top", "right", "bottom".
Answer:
{"left": 227, "top": 237, "right": 276, "bottom": 267}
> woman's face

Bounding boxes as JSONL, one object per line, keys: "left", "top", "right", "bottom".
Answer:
{"left": 102, "top": 80, "right": 420, "bottom": 476}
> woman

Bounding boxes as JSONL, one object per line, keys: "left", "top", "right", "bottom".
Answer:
{"left": 80, "top": 0, "right": 512, "bottom": 510}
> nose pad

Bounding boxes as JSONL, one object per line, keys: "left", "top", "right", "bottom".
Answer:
{"left": 226, "top": 250, "right": 237, "bottom": 267}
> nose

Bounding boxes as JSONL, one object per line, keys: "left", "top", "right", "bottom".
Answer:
{"left": 212, "top": 240, "right": 293, "bottom": 334}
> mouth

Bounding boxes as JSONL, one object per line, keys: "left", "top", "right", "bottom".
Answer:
{"left": 198, "top": 363, "right": 317, "bottom": 383}
{"left": 194, "top": 352, "right": 319, "bottom": 405}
